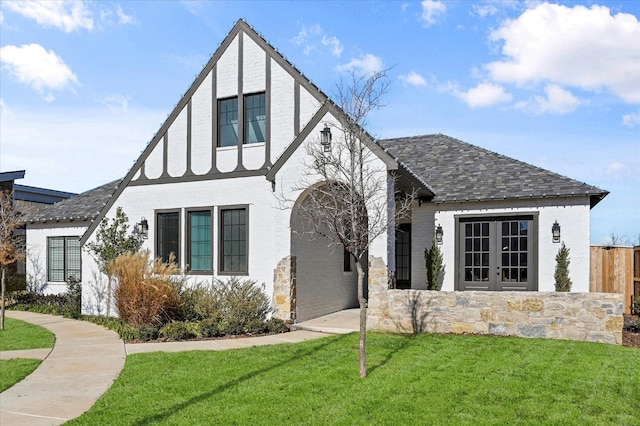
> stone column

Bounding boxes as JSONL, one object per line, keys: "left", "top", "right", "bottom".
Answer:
{"left": 272, "top": 256, "right": 296, "bottom": 323}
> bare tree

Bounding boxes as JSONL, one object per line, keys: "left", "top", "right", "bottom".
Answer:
{"left": 0, "top": 191, "right": 25, "bottom": 330}
{"left": 26, "top": 251, "right": 48, "bottom": 294}
{"left": 605, "top": 230, "right": 631, "bottom": 246}
{"left": 287, "top": 70, "right": 415, "bottom": 377}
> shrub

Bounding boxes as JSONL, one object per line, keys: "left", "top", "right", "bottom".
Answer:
{"left": 159, "top": 322, "right": 198, "bottom": 340}
{"left": 632, "top": 297, "right": 640, "bottom": 316}
{"left": 554, "top": 243, "right": 572, "bottom": 292}
{"left": 220, "top": 318, "right": 246, "bottom": 336}
{"left": 265, "top": 317, "right": 289, "bottom": 334}
{"left": 245, "top": 319, "right": 267, "bottom": 335}
{"left": 135, "top": 324, "right": 160, "bottom": 341}
{"left": 424, "top": 239, "right": 444, "bottom": 291}
{"left": 64, "top": 276, "right": 82, "bottom": 318}
{"left": 179, "top": 282, "right": 223, "bottom": 322}
{"left": 109, "top": 251, "right": 183, "bottom": 327}
{"left": 199, "top": 318, "right": 223, "bottom": 338}
{"left": 216, "top": 277, "right": 271, "bottom": 327}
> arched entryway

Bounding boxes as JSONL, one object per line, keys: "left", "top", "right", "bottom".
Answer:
{"left": 290, "top": 185, "right": 360, "bottom": 322}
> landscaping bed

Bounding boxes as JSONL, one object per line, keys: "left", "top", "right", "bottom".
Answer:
{"left": 623, "top": 315, "right": 640, "bottom": 348}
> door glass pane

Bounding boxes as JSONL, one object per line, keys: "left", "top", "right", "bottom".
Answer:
{"left": 520, "top": 221, "right": 528, "bottom": 235}
{"left": 465, "top": 223, "right": 472, "bottom": 237}
{"left": 482, "top": 223, "right": 489, "bottom": 236}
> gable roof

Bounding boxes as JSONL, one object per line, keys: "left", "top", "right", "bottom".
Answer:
{"left": 24, "top": 180, "right": 122, "bottom": 224}
{"left": 379, "top": 134, "right": 608, "bottom": 207}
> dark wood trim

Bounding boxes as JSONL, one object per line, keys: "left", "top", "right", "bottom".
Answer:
{"left": 235, "top": 31, "right": 246, "bottom": 172}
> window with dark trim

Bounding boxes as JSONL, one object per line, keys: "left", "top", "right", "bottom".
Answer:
{"left": 218, "top": 97, "right": 238, "bottom": 147}
{"left": 244, "top": 92, "right": 265, "bottom": 144}
{"left": 219, "top": 208, "right": 247, "bottom": 274}
{"left": 47, "top": 236, "right": 81, "bottom": 282}
{"left": 187, "top": 210, "right": 212, "bottom": 272}
{"left": 157, "top": 211, "right": 180, "bottom": 264}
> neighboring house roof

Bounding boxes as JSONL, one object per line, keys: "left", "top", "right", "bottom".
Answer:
{"left": 24, "top": 180, "right": 122, "bottom": 224}
{"left": 0, "top": 170, "right": 26, "bottom": 182}
{"left": 379, "top": 134, "right": 608, "bottom": 207}
{"left": 14, "top": 184, "right": 76, "bottom": 204}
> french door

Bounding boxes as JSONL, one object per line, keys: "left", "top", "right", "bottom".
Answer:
{"left": 457, "top": 216, "right": 536, "bottom": 291}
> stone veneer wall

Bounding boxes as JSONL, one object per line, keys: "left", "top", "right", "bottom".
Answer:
{"left": 366, "top": 257, "right": 624, "bottom": 345}
{"left": 273, "top": 256, "right": 296, "bottom": 323}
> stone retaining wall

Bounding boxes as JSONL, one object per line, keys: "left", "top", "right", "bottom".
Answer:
{"left": 366, "top": 257, "right": 624, "bottom": 344}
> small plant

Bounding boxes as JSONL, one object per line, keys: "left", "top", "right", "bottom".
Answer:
{"left": 159, "top": 322, "right": 198, "bottom": 340}
{"left": 64, "top": 276, "right": 82, "bottom": 318}
{"left": 265, "top": 317, "right": 289, "bottom": 334}
{"left": 135, "top": 324, "right": 160, "bottom": 341}
{"left": 554, "top": 242, "right": 572, "bottom": 292}
{"left": 199, "top": 318, "right": 223, "bottom": 338}
{"left": 424, "top": 239, "right": 444, "bottom": 290}
{"left": 632, "top": 296, "right": 640, "bottom": 316}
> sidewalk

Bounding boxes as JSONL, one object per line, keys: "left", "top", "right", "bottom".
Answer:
{"left": 1, "top": 311, "right": 126, "bottom": 426}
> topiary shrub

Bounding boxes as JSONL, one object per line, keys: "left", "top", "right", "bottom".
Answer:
{"left": 554, "top": 242, "right": 572, "bottom": 292}
{"left": 424, "top": 239, "right": 444, "bottom": 290}
{"left": 159, "top": 322, "right": 198, "bottom": 340}
{"left": 265, "top": 317, "right": 289, "bottom": 334}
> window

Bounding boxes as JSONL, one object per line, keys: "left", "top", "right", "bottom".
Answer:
{"left": 218, "top": 97, "right": 238, "bottom": 147}
{"left": 343, "top": 248, "right": 352, "bottom": 272}
{"left": 188, "top": 210, "right": 212, "bottom": 272}
{"left": 157, "top": 211, "right": 180, "bottom": 264}
{"left": 244, "top": 93, "right": 265, "bottom": 144}
{"left": 47, "top": 236, "right": 81, "bottom": 282}
{"left": 219, "top": 208, "right": 247, "bottom": 273}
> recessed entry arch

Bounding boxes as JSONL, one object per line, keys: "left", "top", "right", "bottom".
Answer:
{"left": 290, "top": 182, "right": 361, "bottom": 322}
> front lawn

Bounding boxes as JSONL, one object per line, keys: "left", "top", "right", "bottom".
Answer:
{"left": 0, "top": 318, "right": 55, "bottom": 351}
{"left": 69, "top": 333, "right": 639, "bottom": 425}
{"left": 0, "top": 358, "right": 42, "bottom": 392}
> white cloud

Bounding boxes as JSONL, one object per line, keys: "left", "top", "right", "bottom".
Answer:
{"left": 622, "top": 110, "right": 640, "bottom": 127}
{"left": 336, "top": 54, "right": 384, "bottom": 75}
{"left": 0, "top": 10, "right": 4, "bottom": 24}
{"left": 321, "top": 36, "right": 343, "bottom": 57}
{"left": 458, "top": 82, "right": 512, "bottom": 107}
{"left": 292, "top": 24, "right": 321, "bottom": 45}
{"left": 486, "top": 3, "right": 640, "bottom": 103}
{"left": 115, "top": 6, "right": 136, "bottom": 25}
{"left": 472, "top": 4, "right": 498, "bottom": 18}
{"left": 4, "top": 0, "right": 94, "bottom": 32}
{"left": 606, "top": 161, "right": 631, "bottom": 179}
{"left": 533, "top": 84, "right": 581, "bottom": 115}
{"left": 0, "top": 44, "right": 78, "bottom": 99}
{"left": 399, "top": 71, "right": 427, "bottom": 88}
{"left": 102, "top": 93, "right": 131, "bottom": 112}
{"left": 421, "top": 0, "right": 446, "bottom": 27}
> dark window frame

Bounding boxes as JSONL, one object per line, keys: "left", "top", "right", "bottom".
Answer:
{"left": 218, "top": 205, "right": 249, "bottom": 275}
{"left": 244, "top": 92, "right": 266, "bottom": 144}
{"left": 217, "top": 96, "right": 239, "bottom": 148}
{"left": 186, "top": 208, "right": 214, "bottom": 274}
{"left": 47, "top": 236, "right": 81, "bottom": 282}
{"left": 156, "top": 209, "right": 181, "bottom": 265}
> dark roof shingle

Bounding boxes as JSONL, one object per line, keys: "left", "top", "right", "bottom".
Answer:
{"left": 379, "top": 134, "right": 608, "bottom": 206}
{"left": 24, "top": 180, "right": 122, "bottom": 223}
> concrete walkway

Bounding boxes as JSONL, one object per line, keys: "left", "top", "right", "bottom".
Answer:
{"left": 1, "top": 311, "right": 126, "bottom": 426}
{"left": 1, "top": 309, "right": 358, "bottom": 424}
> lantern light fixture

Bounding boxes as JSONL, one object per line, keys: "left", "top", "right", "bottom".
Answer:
{"left": 552, "top": 220, "right": 561, "bottom": 243}
{"left": 320, "top": 124, "right": 332, "bottom": 152}
{"left": 435, "top": 224, "right": 443, "bottom": 245}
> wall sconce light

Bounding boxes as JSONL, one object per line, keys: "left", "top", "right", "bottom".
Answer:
{"left": 435, "top": 224, "right": 443, "bottom": 245}
{"left": 551, "top": 220, "right": 561, "bottom": 243}
{"left": 320, "top": 124, "right": 332, "bottom": 152}
{"left": 137, "top": 217, "right": 149, "bottom": 239}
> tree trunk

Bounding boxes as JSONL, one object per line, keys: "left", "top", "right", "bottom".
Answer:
{"left": 106, "top": 275, "right": 112, "bottom": 317}
{"left": 1, "top": 267, "right": 6, "bottom": 330}
{"left": 356, "top": 260, "right": 367, "bottom": 378}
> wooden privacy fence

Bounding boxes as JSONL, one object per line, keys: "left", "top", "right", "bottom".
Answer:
{"left": 590, "top": 246, "right": 638, "bottom": 315}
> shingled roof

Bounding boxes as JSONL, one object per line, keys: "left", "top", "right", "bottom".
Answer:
{"left": 379, "top": 134, "right": 608, "bottom": 207}
{"left": 24, "top": 180, "right": 122, "bottom": 223}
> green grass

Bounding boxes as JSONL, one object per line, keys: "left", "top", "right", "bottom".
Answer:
{"left": 0, "top": 318, "right": 55, "bottom": 351}
{"left": 69, "top": 333, "right": 639, "bottom": 425}
{"left": 0, "top": 358, "right": 42, "bottom": 392}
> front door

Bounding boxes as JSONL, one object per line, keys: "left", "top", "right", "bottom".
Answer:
{"left": 458, "top": 216, "right": 536, "bottom": 291}
{"left": 395, "top": 223, "right": 411, "bottom": 289}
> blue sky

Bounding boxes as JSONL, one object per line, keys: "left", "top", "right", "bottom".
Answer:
{"left": 0, "top": 0, "right": 638, "bottom": 244}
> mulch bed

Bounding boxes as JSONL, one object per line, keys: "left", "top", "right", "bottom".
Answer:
{"left": 623, "top": 315, "right": 640, "bottom": 348}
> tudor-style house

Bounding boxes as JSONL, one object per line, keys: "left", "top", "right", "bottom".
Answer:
{"left": 24, "top": 20, "right": 607, "bottom": 322}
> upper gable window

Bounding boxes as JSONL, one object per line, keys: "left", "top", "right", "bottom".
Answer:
{"left": 244, "top": 92, "right": 265, "bottom": 144}
{"left": 218, "top": 97, "right": 238, "bottom": 147}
